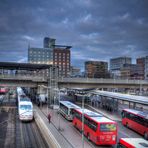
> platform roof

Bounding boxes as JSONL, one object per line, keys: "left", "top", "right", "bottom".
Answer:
{"left": 91, "top": 90, "right": 148, "bottom": 105}
{"left": 68, "top": 88, "right": 148, "bottom": 106}
{"left": 0, "top": 62, "right": 54, "bottom": 70}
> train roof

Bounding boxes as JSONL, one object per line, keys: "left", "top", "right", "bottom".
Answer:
{"left": 75, "top": 108, "right": 115, "bottom": 123}
{"left": 123, "top": 109, "right": 148, "bottom": 119}
{"left": 120, "top": 138, "right": 148, "bottom": 148}
{"left": 60, "top": 101, "right": 80, "bottom": 109}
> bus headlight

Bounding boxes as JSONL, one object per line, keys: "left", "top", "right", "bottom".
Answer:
{"left": 112, "top": 135, "right": 116, "bottom": 141}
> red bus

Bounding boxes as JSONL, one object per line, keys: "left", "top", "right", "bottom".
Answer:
{"left": 72, "top": 108, "right": 117, "bottom": 145}
{"left": 121, "top": 109, "right": 148, "bottom": 140}
{"left": 117, "top": 138, "right": 148, "bottom": 148}
{"left": 0, "top": 87, "right": 8, "bottom": 94}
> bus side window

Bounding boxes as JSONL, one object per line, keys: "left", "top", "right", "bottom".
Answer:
{"left": 117, "top": 143, "right": 127, "bottom": 148}
{"left": 121, "top": 111, "right": 125, "bottom": 118}
{"left": 145, "top": 119, "right": 148, "bottom": 127}
{"left": 84, "top": 117, "right": 88, "bottom": 124}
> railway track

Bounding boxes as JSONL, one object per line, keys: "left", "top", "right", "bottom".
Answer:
{"left": 0, "top": 106, "right": 48, "bottom": 148}
{"left": 15, "top": 110, "right": 49, "bottom": 148}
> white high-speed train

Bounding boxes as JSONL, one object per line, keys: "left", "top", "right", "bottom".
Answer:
{"left": 17, "top": 87, "right": 33, "bottom": 121}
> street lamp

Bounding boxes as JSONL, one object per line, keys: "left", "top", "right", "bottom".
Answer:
{"left": 77, "top": 92, "right": 86, "bottom": 148}
{"left": 82, "top": 95, "right": 85, "bottom": 148}
{"left": 47, "top": 87, "right": 49, "bottom": 115}
{"left": 54, "top": 88, "right": 61, "bottom": 131}
{"left": 58, "top": 89, "right": 61, "bottom": 131}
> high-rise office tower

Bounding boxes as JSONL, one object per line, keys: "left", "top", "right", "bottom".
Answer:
{"left": 53, "top": 45, "right": 71, "bottom": 77}
{"left": 110, "top": 57, "right": 131, "bottom": 78}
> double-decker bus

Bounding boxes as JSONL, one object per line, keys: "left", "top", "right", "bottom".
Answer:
{"left": 121, "top": 109, "right": 148, "bottom": 139}
{"left": 117, "top": 138, "right": 148, "bottom": 148}
{"left": 59, "top": 101, "right": 80, "bottom": 121}
{"left": 73, "top": 108, "right": 117, "bottom": 145}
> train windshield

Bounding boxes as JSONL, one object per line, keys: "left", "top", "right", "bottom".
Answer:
{"left": 20, "top": 105, "right": 32, "bottom": 110}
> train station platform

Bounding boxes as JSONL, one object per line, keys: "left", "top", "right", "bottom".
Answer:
{"left": 34, "top": 105, "right": 74, "bottom": 148}
{"left": 34, "top": 103, "right": 123, "bottom": 148}
{"left": 35, "top": 105, "right": 94, "bottom": 148}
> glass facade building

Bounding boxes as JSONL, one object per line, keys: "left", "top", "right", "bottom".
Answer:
{"left": 110, "top": 57, "right": 131, "bottom": 71}
{"left": 28, "top": 47, "right": 53, "bottom": 65}
{"left": 110, "top": 57, "right": 131, "bottom": 78}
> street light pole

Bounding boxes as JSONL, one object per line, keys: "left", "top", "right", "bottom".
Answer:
{"left": 47, "top": 87, "right": 49, "bottom": 115}
{"left": 82, "top": 95, "right": 84, "bottom": 148}
{"left": 58, "top": 89, "right": 61, "bottom": 131}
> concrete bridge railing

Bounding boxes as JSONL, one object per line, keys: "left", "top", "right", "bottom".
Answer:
{"left": 0, "top": 74, "right": 47, "bottom": 82}
{"left": 59, "top": 77, "right": 148, "bottom": 85}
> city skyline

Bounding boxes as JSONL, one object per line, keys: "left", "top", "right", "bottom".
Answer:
{"left": 0, "top": 0, "right": 148, "bottom": 70}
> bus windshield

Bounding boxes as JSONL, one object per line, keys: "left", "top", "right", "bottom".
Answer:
{"left": 20, "top": 105, "right": 32, "bottom": 110}
{"left": 100, "top": 123, "right": 116, "bottom": 132}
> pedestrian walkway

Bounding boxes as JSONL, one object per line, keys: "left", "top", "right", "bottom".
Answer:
{"left": 38, "top": 105, "right": 94, "bottom": 148}
{"left": 34, "top": 105, "right": 74, "bottom": 148}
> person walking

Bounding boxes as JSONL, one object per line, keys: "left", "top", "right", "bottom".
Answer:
{"left": 48, "top": 113, "right": 51, "bottom": 123}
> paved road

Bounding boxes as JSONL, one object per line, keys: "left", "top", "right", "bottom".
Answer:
{"left": 40, "top": 102, "right": 143, "bottom": 148}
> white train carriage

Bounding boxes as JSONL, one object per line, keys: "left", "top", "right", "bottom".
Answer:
{"left": 18, "top": 101, "right": 33, "bottom": 121}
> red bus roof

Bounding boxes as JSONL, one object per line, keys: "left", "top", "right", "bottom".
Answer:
{"left": 75, "top": 108, "right": 116, "bottom": 123}
{"left": 123, "top": 109, "right": 148, "bottom": 119}
{"left": 119, "top": 138, "right": 148, "bottom": 148}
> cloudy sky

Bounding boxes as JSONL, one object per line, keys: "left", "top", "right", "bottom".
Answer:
{"left": 0, "top": 0, "right": 148, "bottom": 70}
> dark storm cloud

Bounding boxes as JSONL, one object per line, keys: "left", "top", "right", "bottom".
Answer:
{"left": 0, "top": 0, "right": 148, "bottom": 69}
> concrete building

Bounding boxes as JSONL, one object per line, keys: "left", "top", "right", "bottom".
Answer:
{"left": 110, "top": 57, "right": 131, "bottom": 78}
{"left": 70, "top": 66, "right": 81, "bottom": 77}
{"left": 120, "top": 64, "right": 143, "bottom": 79}
{"left": 28, "top": 47, "right": 53, "bottom": 76}
{"left": 136, "top": 57, "right": 145, "bottom": 80}
{"left": 85, "top": 61, "right": 109, "bottom": 78}
{"left": 28, "top": 47, "right": 53, "bottom": 65}
{"left": 145, "top": 56, "right": 148, "bottom": 80}
{"left": 53, "top": 45, "right": 71, "bottom": 77}
{"left": 28, "top": 37, "right": 72, "bottom": 77}
{"left": 43, "top": 37, "right": 56, "bottom": 48}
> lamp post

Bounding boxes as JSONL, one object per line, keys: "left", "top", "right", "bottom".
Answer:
{"left": 58, "top": 89, "right": 61, "bottom": 131}
{"left": 82, "top": 95, "right": 85, "bottom": 148}
{"left": 54, "top": 88, "right": 61, "bottom": 131}
{"left": 47, "top": 87, "right": 49, "bottom": 115}
{"left": 139, "top": 79, "right": 143, "bottom": 95}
